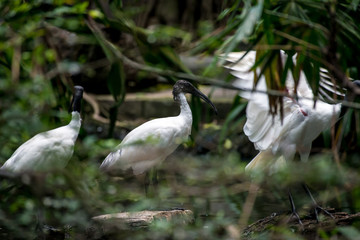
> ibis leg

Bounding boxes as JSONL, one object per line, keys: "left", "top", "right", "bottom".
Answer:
{"left": 144, "top": 169, "right": 158, "bottom": 197}
{"left": 288, "top": 189, "right": 303, "bottom": 225}
{"left": 35, "top": 207, "right": 46, "bottom": 239}
{"left": 144, "top": 171, "right": 150, "bottom": 196}
{"left": 302, "top": 184, "right": 334, "bottom": 222}
{"left": 152, "top": 168, "right": 158, "bottom": 190}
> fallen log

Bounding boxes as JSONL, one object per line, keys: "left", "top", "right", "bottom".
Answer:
{"left": 92, "top": 209, "right": 194, "bottom": 233}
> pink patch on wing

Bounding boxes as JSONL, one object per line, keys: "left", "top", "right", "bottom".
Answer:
{"left": 300, "top": 108, "right": 308, "bottom": 116}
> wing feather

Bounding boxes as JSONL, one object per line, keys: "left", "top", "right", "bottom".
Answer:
{"left": 222, "top": 50, "right": 342, "bottom": 172}
{"left": 2, "top": 126, "right": 76, "bottom": 172}
{"left": 101, "top": 117, "right": 188, "bottom": 175}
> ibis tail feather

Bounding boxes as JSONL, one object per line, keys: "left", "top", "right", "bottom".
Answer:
{"left": 245, "top": 150, "right": 286, "bottom": 174}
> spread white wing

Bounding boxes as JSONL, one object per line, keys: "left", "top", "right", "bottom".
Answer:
{"left": 222, "top": 51, "right": 342, "bottom": 170}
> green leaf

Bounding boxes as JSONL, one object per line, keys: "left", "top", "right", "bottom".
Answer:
{"left": 302, "top": 55, "right": 320, "bottom": 98}
{"left": 219, "top": 99, "right": 246, "bottom": 149}
{"left": 107, "top": 61, "right": 126, "bottom": 137}
{"left": 218, "top": 8, "right": 231, "bottom": 21}
{"left": 190, "top": 95, "right": 201, "bottom": 135}
{"left": 282, "top": 51, "right": 295, "bottom": 86}
{"left": 159, "top": 46, "right": 192, "bottom": 74}
{"left": 221, "top": 0, "right": 264, "bottom": 54}
{"left": 107, "top": 61, "right": 126, "bottom": 102}
{"left": 89, "top": 26, "right": 116, "bottom": 62}
{"left": 350, "top": 0, "right": 360, "bottom": 10}
{"left": 343, "top": 109, "right": 353, "bottom": 137}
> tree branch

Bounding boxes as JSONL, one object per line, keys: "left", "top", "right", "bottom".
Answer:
{"left": 85, "top": 17, "right": 360, "bottom": 110}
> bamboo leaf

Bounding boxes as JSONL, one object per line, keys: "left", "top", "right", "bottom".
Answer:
{"left": 159, "top": 46, "right": 192, "bottom": 74}
{"left": 190, "top": 95, "right": 201, "bottom": 137}
{"left": 221, "top": 0, "right": 264, "bottom": 55}
{"left": 350, "top": 0, "right": 360, "bottom": 10}
{"left": 107, "top": 61, "right": 126, "bottom": 137}
{"left": 302, "top": 55, "right": 320, "bottom": 98}
{"left": 281, "top": 51, "right": 295, "bottom": 86}
{"left": 219, "top": 101, "right": 246, "bottom": 147}
{"left": 107, "top": 61, "right": 126, "bottom": 103}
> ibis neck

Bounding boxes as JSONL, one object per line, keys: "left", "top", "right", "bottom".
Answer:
{"left": 69, "top": 112, "right": 82, "bottom": 131}
{"left": 177, "top": 93, "right": 193, "bottom": 125}
{"left": 72, "top": 97, "right": 82, "bottom": 113}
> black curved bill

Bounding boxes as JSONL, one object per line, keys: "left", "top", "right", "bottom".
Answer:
{"left": 191, "top": 87, "right": 218, "bottom": 115}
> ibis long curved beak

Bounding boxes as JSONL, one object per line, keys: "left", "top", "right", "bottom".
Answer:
{"left": 191, "top": 87, "right": 218, "bottom": 115}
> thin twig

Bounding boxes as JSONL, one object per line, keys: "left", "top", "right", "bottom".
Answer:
{"left": 119, "top": 52, "right": 360, "bottom": 109}
{"left": 238, "top": 182, "right": 259, "bottom": 235}
{"left": 83, "top": 93, "right": 130, "bottom": 128}
{"left": 11, "top": 42, "right": 21, "bottom": 83}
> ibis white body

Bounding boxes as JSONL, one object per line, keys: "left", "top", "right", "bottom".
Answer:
{"left": 101, "top": 80, "right": 217, "bottom": 175}
{"left": 1, "top": 86, "right": 83, "bottom": 174}
{"left": 224, "top": 51, "right": 341, "bottom": 172}
{"left": 101, "top": 94, "right": 192, "bottom": 175}
{"left": 1, "top": 112, "right": 81, "bottom": 173}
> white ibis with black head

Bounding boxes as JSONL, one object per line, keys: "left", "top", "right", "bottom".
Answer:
{"left": 223, "top": 51, "right": 360, "bottom": 223}
{"left": 1, "top": 86, "right": 84, "bottom": 173}
{"left": 100, "top": 80, "right": 217, "bottom": 176}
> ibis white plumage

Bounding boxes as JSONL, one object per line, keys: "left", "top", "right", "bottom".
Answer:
{"left": 100, "top": 80, "right": 217, "bottom": 175}
{"left": 1, "top": 86, "right": 84, "bottom": 173}
{"left": 222, "top": 51, "right": 360, "bottom": 223}
{"left": 223, "top": 51, "right": 343, "bottom": 172}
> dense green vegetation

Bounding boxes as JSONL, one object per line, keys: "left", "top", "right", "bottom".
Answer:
{"left": 1, "top": 0, "right": 360, "bottom": 239}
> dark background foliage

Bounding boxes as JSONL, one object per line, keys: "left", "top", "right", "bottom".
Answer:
{"left": 1, "top": 0, "right": 360, "bottom": 239}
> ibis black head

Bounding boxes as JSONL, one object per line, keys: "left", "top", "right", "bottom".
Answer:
{"left": 345, "top": 80, "right": 360, "bottom": 100}
{"left": 353, "top": 80, "right": 360, "bottom": 99}
{"left": 353, "top": 80, "right": 360, "bottom": 88}
{"left": 70, "top": 85, "right": 84, "bottom": 113}
{"left": 340, "top": 80, "right": 360, "bottom": 116}
{"left": 172, "top": 80, "right": 218, "bottom": 114}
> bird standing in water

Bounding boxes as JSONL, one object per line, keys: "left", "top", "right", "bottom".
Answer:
{"left": 100, "top": 80, "right": 217, "bottom": 176}
{"left": 1, "top": 85, "right": 84, "bottom": 173}
{"left": 223, "top": 51, "right": 358, "bottom": 223}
